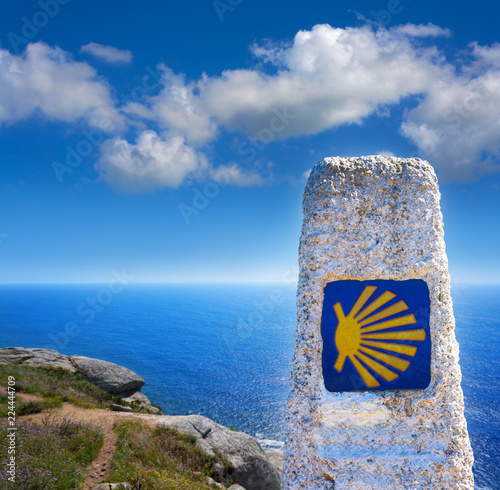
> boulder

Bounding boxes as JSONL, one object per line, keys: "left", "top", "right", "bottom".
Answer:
{"left": 110, "top": 404, "right": 134, "bottom": 413}
{"left": 122, "top": 391, "right": 151, "bottom": 405}
{"left": 69, "top": 355, "right": 145, "bottom": 395}
{"left": 23, "top": 348, "right": 76, "bottom": 372}
{"left": 207, "top": 476, "right": 225, "bottom": 488}
{"left": 228, "top": 486, "right": 247, "bottom": 490}
{"left": 92, "top": 484, "right": 131, "bottom": 489}
{"left": 156, "top": 414, "right": 281, "bottom": 490}
{"left": 122, "top": 391, "right": 161, "bottom": 414}
{"left": 264, "top": 450, "right": 284, "bottom": 473}
{"left": 0, "top": 347, "right": 34, "bottom": 365}
{"left": 0, "top": 347, "right": 76, "bottom": 371}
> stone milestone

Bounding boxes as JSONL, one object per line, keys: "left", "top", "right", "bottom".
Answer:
{"left": 282, "top": 156, "right": 474, "bottom": 489}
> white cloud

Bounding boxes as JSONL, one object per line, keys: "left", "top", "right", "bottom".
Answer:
{"left": 96, "top": 130, "right": 269, "bottom": 193}
{"left": 124, "top": 23, "right": 452, "bottom": 145}
{"left": 3, "top": 25, "right": 500, "bottom": 187}
{"left": 377, "top": 150, "right": 397, "bottom": 158}
{"left": 198, "top": 24, "right": 451, "bottom": 138}
{"left": 0, "top": 42, "right": 125, "bottom": 130}
{"left": 80, "top": 42, "right": 133, "bottom": 64}
{"left": 401, "top": 42, "right": 500, "bottom": 180}
{"left": 95, "top": 130, "right": 269, "bottom": 192}
{"left": 95, "top": 130, "right": 208, "bottom": 192}
{"left": 392, "top": 23, "right": 452, "bottom": 38}
{"left": 124, "top": 66, "right": 217, "bottom": 146}
{"left": 210, "top": 163, "right": 268, "bottom": 186}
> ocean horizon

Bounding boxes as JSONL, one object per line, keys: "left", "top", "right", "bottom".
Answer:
{"left": 0, "top": 282, "right": 499, "bottom": 489}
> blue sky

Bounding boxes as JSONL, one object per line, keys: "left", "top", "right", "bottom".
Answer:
{"left": 1, "top": 0, "right": 499, "bottom": 284}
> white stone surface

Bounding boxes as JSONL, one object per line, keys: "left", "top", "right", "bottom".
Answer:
{"left": 282, "top": 156, "right": 474, "bottom": 489}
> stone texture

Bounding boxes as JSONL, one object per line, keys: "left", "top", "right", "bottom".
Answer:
{"left": 69, "top": 355, "right": 145, "bottom": 395}
{"left": 207, "top": 476, "right": 226, "bottom": 488}
{"left": 156, "top": 414, "right": 281, "bottom": 490}
{"left": 122, "top": 391, "right": 151, "bottom": 405}
{"left": 265, "top": 450, "right": 284, "bottom": 473}
{"left": 0, "top": 347, "right": 34, "bottom": 365}
{"left": 110, "top": 403, "right": 134, "bottom": 413}
{"left": 0, "top": 347, "right": 77, "bottom": 371}
{"left": 23, "top": 348, "right": 77, "bottom": 371}
{"left": 228, "top": 485, "right": 247, "bottom": 490}
{"left": 92, "top": 484, "right": 131, "bottom": 489}
{"left": 282, "top": 157, "right": 474, "bottom": 489}
{"left": 122, "top": 391, "right": 161, "bottom": 414}
{"left": 0, "top": 348, "right": 145, "bottom": 396}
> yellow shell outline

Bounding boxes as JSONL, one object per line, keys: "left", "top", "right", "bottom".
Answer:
{"left": 333, "top": 285, "right": 426, "bottom": 388}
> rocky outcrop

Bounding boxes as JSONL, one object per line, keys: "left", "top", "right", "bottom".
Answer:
{"left": 0, "top": 347, "right": 76, "bottom": 371}
{"left": 92, "top": 484, "right": 131, "bottom": 490}
{"left": 0, "top": 347, "right": 280, "bottom": 488}
{"left": 69, "top": 355, "right": 145, "bottom": 396}
{"left": 264, "top": 450, "right": 284, "bottom": 473}
{"left": 156, "top": 414, "right": 281, "bottom": 490}
{"left": 0, "top": 347, "right": 144, "bottom": 396}
{"left": 122, "top": 391, "right": 161, "bottom": 414}
{"left": 110, "top": 404, "right": 134, "bottom": 413}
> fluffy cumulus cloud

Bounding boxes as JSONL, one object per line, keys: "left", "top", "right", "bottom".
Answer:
{"left": 124, "top": 67, "right": 217, "bottom": 146}
{"left": 4, "top": 26, "right": 500, "bottom": 189}
{"left": 392, "top": 23, "right": 452, "bottom": 38}
{"left": 128, "top": 23, "right": 453, "bottom": 144}
{"left": 198, "top": 24, "right": 451, "bottom": 138}
{"left": 80, "top": 42, "right": 133, "bottom": 64}
{"left": 95, "top": 130, "right": 267, "bottom": 191}
{"left": 0, "top": 42, "right": 125, "bottom": 130}
{"left": 210, "top": 163, "right": 269, "bottom": 186}
{"left": 95, "top": 130, "right": 209, "bottom": 192}
{"left": 401, "top": 42, "right": 500, "bottom": 180}
{"left": 112, "top": 22, "right": 466, "bottom": 189}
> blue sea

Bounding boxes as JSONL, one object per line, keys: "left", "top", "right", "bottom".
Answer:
{"left": 0, "top": 283, "right": 498, "bottom": 489}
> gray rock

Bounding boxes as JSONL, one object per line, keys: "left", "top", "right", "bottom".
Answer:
{"left": 207, "top": 476, "right": 225, "bottom": 488}
{"left": 122, "top": 391, "right": 161, "bottom": 414}
{"left": 0, "top": 347, "right": 34, "bottom": 365}
{"left": 157, "top": 414, "right": 280, "bottom": 490}
{"left": 264, "top": 450, "right": 284, "bottom": 473}
{"left": 0, "top": 347, "right": 76, "bottom": 371}
{"left": 228, "top": 485, "right": 247, "bottom": 490}
{"left": 24, "top": 348, "right": 76, "bottom": 372}
{"left": 110, "top": 404, "right": 134, "bottom": 413}
{"left": 92, "top": 484, "right": 131, "bottom": 489}
{"left": 122, "top": 391, "right": 151, "bottom": 405}
{"left": 69, "top": 355, "right": 145, "bottom": 395}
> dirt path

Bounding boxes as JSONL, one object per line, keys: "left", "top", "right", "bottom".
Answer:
{"left": 18, "top": 401, "right": 163, "bottom": 489}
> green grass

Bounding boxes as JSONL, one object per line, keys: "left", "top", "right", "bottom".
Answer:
{"left": 0, "top": 364, "right": 117, "bottom": 410}
{"left": 0, "top": 415, "right": 103, "bottom": 489}
{"left": 0, "top": 365, "right": 231, "bottom": 489}
{"left": 109, "top": 420, "right": 233, "bottom": 489}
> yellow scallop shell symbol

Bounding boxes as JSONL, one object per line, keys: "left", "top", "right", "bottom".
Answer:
{"left": 333, "top": 285, "right": 426, "bottom": 388}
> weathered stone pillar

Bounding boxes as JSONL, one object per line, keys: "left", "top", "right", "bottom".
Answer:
{"left": 282, "top": 156, "right": 474, "bottom": 489}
